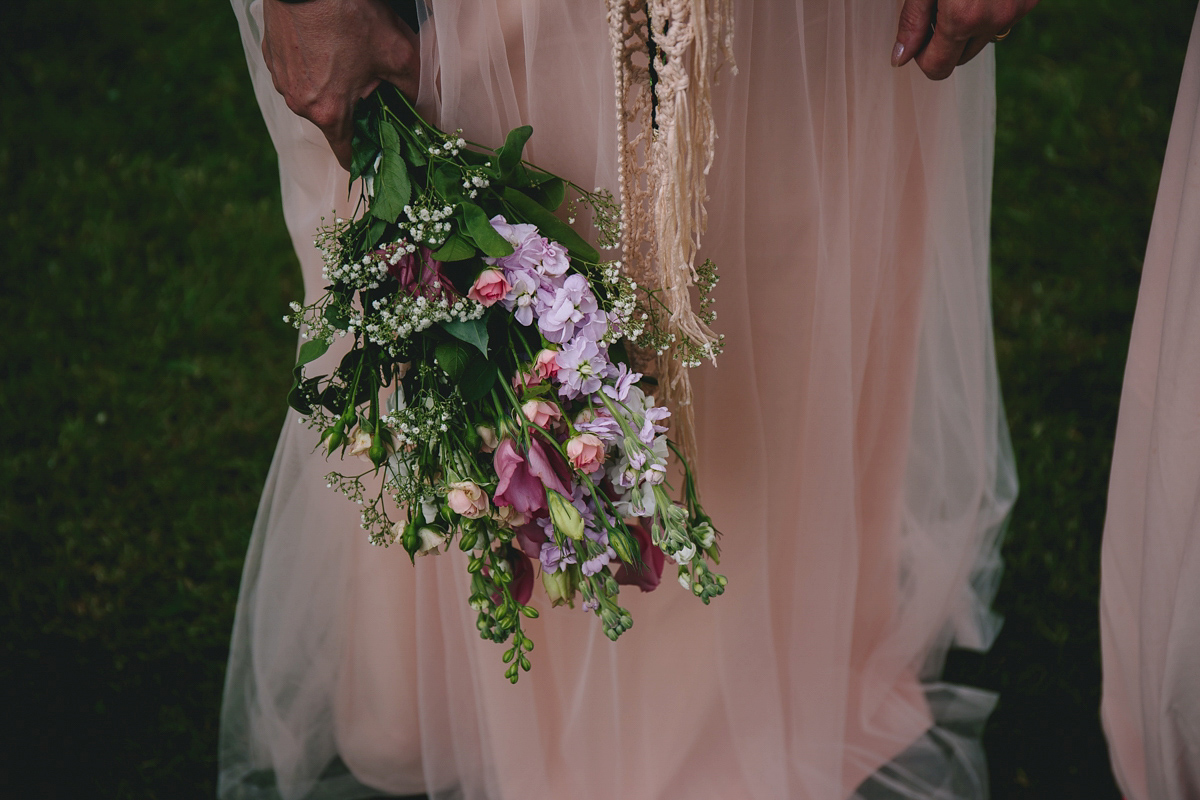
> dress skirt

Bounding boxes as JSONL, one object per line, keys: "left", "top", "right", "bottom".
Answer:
{"left": 220, "top": 1, "right": 1016, "bottom": 798}
{"left": 1101, "top": 5, "right": 1200, "bottom": 798}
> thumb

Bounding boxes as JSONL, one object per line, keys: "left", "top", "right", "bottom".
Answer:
{"left": 893, "top": 0, "right": 935, "bottom": 67}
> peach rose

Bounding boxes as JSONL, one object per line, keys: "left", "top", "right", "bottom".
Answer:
{"left": 566, "top": 433, "right": 606, "bottom": 474}
{"left": 532, "top": 348, "right": 560, "bottom": 382}
{"left": 521, "top": 399, "right": 561, "bottom": 429}
{"left": 447, "top": 480, "right": 489, "bottom": 518}
{"left": 467, "top": 269, "right": 510, "bottom": 307}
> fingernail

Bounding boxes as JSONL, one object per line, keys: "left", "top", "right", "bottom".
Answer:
{"left": 891, "top": 41, "right": 906, "bottom": 67}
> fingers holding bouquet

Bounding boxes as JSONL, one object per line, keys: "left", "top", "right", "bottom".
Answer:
{"left": 892, "top": 0, "right": 1039, "bottom": 80}
{"left": 261, "top": 0, "right": 420, "bottom": 169}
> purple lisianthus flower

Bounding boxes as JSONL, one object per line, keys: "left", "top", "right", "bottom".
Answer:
{"left": 501, "top": 266, "right": 541, "bottom": 326}
{"left": 493, "top": 437, "right": 574, "bottom": 514}
{"left": 555, "top": 337, "right": 609, "bottom": 399}
{"left": 537, "top": 274, "right": 599, "bottom": 344}
{"left": 601, "top": 363, "right": 641, "bottom": 402}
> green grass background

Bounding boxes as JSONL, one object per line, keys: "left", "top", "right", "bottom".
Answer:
{"left": 1, "top": 0, "right": 1195, "bottom": 797}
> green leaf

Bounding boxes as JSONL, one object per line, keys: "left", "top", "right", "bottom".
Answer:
{"left": 441, "top": 318, "right": 489, "bottom": 356}
{"left": 528, "top": 177, "right": 565, "bottom": 211}
{"left": 287, "top": 338, "right": 331, "bottom": 414}
{"left": 459, "top": 360, "right": 498, "bottom": 402}
{"left": 462, "top": 203, "right": 514, "bottom": 258}
{"left": 400, "top": 129, "right": 428, "bottom": 166}
{"left": 432, "top": 163, "right": 464, "bottom": 203}
{"left": 323, "top": 303, "right": 350, "bottom": 329}
{"left": 370, "top": 125, "right": 411, "bottom": 223}
{"left": 365, "top": 217, "right": 386, "bottom": 249}
{"left": 435, "top": 341, "right": 471, "bottom": 380}
{"left": 497, "top": 125, "right": 533, "bottom": 179}
{"left": 349, "top": 145, "right": 378, "bottom": 185}
{"left": 502, "top": 187, "right": 599, "bottom": 262}
{"left": 431, "top": 234, "right": 476, "bottom": 262}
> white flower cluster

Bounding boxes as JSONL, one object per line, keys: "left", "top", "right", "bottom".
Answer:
{"left": 382, "top": 401, "right": 454, "bottom": 449}
{"left": 403, "top": 202, "right": 454, "bottom": 248}
{"left": 324, "top": 239, "right": 416, "bottom": 291}
{"left": 460, "top": 166, "right": 492, "bottom": 200}
{"left": 351, "top": 292, "right": 485, "bottom": 355}
{"left": 427, "top": 131, "right": 467, "bottom": 158}
{"left": 597, "top": 261, "right": 643, "bottom": 345}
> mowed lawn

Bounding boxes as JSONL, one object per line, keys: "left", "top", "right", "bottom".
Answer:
{"left": 1, "top": 1, "right": 1196, "bottom": 797}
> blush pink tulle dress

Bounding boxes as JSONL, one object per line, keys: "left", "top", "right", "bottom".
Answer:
{"left": 1101, "top": 5, "right": 1200, "bottom": 798}
{"left": 220, "top": 2, "right": 1016, "bottom": 799}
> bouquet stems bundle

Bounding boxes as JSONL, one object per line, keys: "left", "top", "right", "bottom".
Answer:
{"left": 287, "top": 87, "right": 725, "bottom": 681}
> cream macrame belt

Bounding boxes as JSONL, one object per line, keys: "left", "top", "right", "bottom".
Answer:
{"left": 606, "top": 0, "right": 734, "bottom": 460}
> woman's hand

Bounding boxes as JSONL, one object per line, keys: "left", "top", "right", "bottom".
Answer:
{"left": 891, "top": 0, "right": 1038, "bottom": 80}
{"left": 262, "top": 0, "right": 420, "bottom": 169}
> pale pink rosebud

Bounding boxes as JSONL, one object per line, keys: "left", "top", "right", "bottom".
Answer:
{"left": 348, "top": 427, "right": 373, "bottom": 460}
{"left": 532, "top": 348, "right": 560, "bottom": 382}
{"left": 566, "top": 433, "right": 606, "bottom": 474}
{"left": 476, "top": 424, "right": 499, "bottom": 453}
{"left": 521, "top": 399, "right": 561, "bottom": 429}
{"left": 447, "top": 480, "right": 489, "bottom": 518}
{"left": 417, "top": 527, "right": 447, "bottom": 555}
{"left": 493, "top": 504, "right": 530, "bottom": 529}
{"left": 467, "top": 269, "right": 510, "bottom": 307}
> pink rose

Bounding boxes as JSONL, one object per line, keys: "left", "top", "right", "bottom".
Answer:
{"left": 447, "top": 480, "right": 489, "bottom": 518}
{"left": 566, "top": 433, "right": 606, "bottom": 474}
{"left": 614, "top": 522, "right": 665, "bottom": 592}
{"left": 521, "top": 399, "right": 561, "bottom": 429}
{"left": 532, "top": 348, "right": 560, "bottom": 382}
{"left": 468, "top": 269, "right": 510, "bottom": 307}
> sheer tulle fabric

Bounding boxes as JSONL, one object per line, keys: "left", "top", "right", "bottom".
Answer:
{"left": 220, "top": 1, "right": 1015, "bottom": 798}
{"left": 1101, "top": 6, "right": 1200, "bottom": 798}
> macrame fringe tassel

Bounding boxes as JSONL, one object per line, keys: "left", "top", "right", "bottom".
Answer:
{"left": 607, "top": 0, "right": 734, "bottom": 462}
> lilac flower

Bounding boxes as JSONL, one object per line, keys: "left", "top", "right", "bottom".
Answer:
{"left": 488, "top": 215, "right": 538, "bottom": 253}
{"left": 575, "top": 409, "right": 623, "bottom": 444}
{"left": 638, "top": 406, "right": 671, "bottom": 445}
{"left": 539, "top": 539, "right": 577, "bottom": 574}
{"left": 581, "top": 546, "right": 617, "bottom": 577}
{"left": 602, "top": 363, "right": 642, "bottom": 402}
{"left": 537, "top": 274, "right": 600, "bottom": 344}
{"left": 501, "top": 266, "right": 541, "bottom": 326}
{"left": 488, "top": 215, "right": 570, "bottom": 278}
{"left": 555, "top": 337, "right": 609, "bottom": 399}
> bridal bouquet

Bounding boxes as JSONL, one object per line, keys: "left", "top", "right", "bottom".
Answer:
{"left": 286, "top": 87, "right": 725, "bottom": 681}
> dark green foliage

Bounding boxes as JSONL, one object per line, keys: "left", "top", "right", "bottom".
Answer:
{"left": 1, "top": 0, "right": 1196, "bottom": 797}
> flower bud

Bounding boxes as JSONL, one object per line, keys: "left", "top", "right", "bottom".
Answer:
{"left": 546, "top": 490, "right": 585, "bottom": 541}
{"left": 541, "top": 568, "right": 576, "bottom": 607}
{"left": 476, "top": 424, "right": 499, "bottom": 453}
{"left": 608, "top": 527, "right": 640, "bottom": 566}
{"left": 369, "top": 433, "right": 387, "bottom": 468}
{"left": 401, "top": 518, "right": 421, "bottom": 560}
{"left": 322, "top": 425, "right": 345, "bottom": 454}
